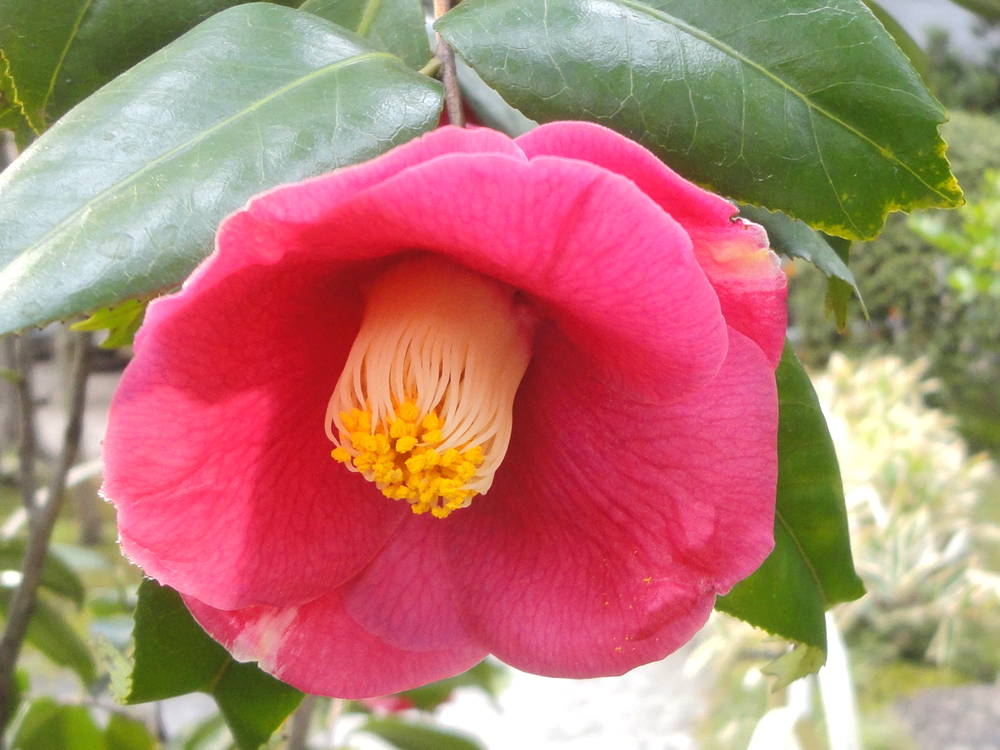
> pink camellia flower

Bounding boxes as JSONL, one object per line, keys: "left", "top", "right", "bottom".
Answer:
{"left": 103, "top": 121, "right": 787, "bottom": 698}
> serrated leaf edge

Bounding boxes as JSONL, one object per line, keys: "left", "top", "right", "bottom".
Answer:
{"left": 616, "top": 0, "right": 956, "bottom": 212}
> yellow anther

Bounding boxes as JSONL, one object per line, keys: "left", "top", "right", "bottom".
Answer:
{"left": 330, "top": 403, "right": 488, "bottom": 519}
{"left": 397, "top": 402, "right": 420, "bottom": 422}
{"left": 388, "top": 418, "right": 411, "bottom": 439}
{"left": 324, "top": 258, "right": 533, "bottom": 519}
{"left": 352, "top": 432, "right": 377, "bottom": 452}
{"left": 456, "top": 461, "right": 478, "bottom": 483}
{"left": 421, "top": 412, "right": 443, "bottom": 431}
{"left": 341, "top": 409, "right": 370, "bottom": 433}
{"left": 395, "top": 436, "right": 418, "bottom": 453}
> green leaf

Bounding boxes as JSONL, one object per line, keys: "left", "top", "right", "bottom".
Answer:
{"left": 300, "top": 0, "right": 432, "bottom": 70}
{"left": 401, "top": 660, "right": 507, "bottom": 711}
{"left": 12, "top": 698, "right": 105, "bottom": 750}
{"left": 740, "top": 205, "right": 856, "bottom": 290}
{"left": 716, "top": 343, "right": 865, "bottom": 660}
{"left": 456, "top": 63, "right": 536, "bottom": 138}
{"left": 437, "top": 0, "right": 963, "bottom": 239}
{"left": 360, "top": 717, "right": 485, "bottom": 750}
{"left": 71, "top": 299, "right": 148, "bottom": 349}
{"left": 821, "top": 236, "right": 858, "bottom": 331}
{"left": 950, "top": 0, "right": 1000, "bottom": 19}
{"left": 740, "top": 205, "right": 866, "bottom": 327}
{"left": 0, "top": 3, "right": 443, "bottom": 336}
{"left": 0, "top": 62, "right": 34, "bottom": 148}
{"left": 127, "top": 579, "right": 303, "bottom": 750}
{"left": 0, "top": 539, "right": 85, "bottom": 607}
{"left": 214, "top": 661, "right": 303, "bottom": 750}
{"left": 0, "top": 590, "right": 96, "bottom": 684}
{"left": 0, "top": 0, "right": 298, "bottom": 135}
{"left": 860, "top": 1, "right": 927, "bottom": 80}
{"left": 103, "top": 714, "right": 155, "bottom": 750}
{"left": 762, "top": 643, "right": 827, "bottom": 692}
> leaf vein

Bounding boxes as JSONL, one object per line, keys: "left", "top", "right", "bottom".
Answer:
{"left": 615, "top": 0, "right": 950, "bottom": 201}
{"left": 9, "top": 51, "right": 394, "bottom": 267}
{"left": 43, "top": 0, "right": 95, "bottom": 127}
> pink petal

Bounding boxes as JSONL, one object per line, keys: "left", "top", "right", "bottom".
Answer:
{"left": 184, "top": 592, "right": 488, "bottom": 699}
{"left": 517, "top": 122, "right": 787, "bottom": 368}
{"left": 106, "top": 129, "right": 523, "bottom": 611}
{"left": 340, "top": 514, "right": 475, "bottom": 651}
{"left": 104, "top": 259, "right": 406, "bottom": 611}
{"left": 441, "top": 327, "right": 777, "bottom": 677}
{"left": 238, "top": 126, "right": 524, "bottom": 227}
{"left": 278, "top": 151, "right": 728, "bottom": 401}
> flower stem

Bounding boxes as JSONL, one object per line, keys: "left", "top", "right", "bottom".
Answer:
{"left": 285, "top": 694, "right": 316, "bottom": 750}
{"left": 433, "top": 0, "right": 464, "bottom": 127}
{"left": 0, "top": 331, "right": 92, "bottom": 732}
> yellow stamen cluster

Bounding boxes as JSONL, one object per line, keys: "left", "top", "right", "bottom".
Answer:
{"left": 325, "top": 256, "right": 533, "bottom": 519}
{"left": 331, "top": 402, "right": 485, "bottom": 518}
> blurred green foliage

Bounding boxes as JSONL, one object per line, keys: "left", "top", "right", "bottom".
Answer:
{"left": 788, "top": 109, "right": 1000, "bottom": 454}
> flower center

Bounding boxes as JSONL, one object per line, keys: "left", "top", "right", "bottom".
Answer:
{"left": 326, "top": 257, "right": 532, "bottom": 518}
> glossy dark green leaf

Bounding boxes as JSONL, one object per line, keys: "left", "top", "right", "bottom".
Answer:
{"left": 860, "top": 1, "right": 927, "bottom": 79}
{"left": 740, "top": 204, "right": 865, "bottom": 326}
{"left": 0, "top": 590, "right": 96, "bottom": 684}
{"left": 717, "top": 343, "right": 865, "bottom": 655}
{"left": 0, "top": 539, "right": 85, "bottom": 607}
{"left": 438, "top": 0, "right": 963, "bottom": 239}
{"left": 740, "top": 205, "right": 855, "bottom": 289}
{"left": 126, "top": 580, "right": 222, "bottom": 702}
{"left": 104, "top": 714, "right": 155, "bottom": 750}
{"left": 127, "top": 579, "right": 302, "bottom": 750}
{"left": 360, "top": 717, "right": 484, "bottom": 750}
{"left": 300, "top": 0, "right": 432, "bottom": 70}
{"left": 0, "top": 0, "right": 297, "bottom": 136}
{"left": 12, "top": 698, "right": 105, "bottom": 750}
{"left": 0, "top": 3, "right": 443, "bottom": 336}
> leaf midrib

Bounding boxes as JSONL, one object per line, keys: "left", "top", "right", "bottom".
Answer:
{"left": 356, "top": 0, "right": 383, "bottom": 37}
{"left": 615, "top": 0, "right": 950, "bottom": 201}
{"left": 40, "top": 0, "right": 95, "bottom": 129}
{"left": 775, "top": 505, "right": 828, "bottom": 609}
{"left": 4, "top": 50, "right": 393, "bottom": 269}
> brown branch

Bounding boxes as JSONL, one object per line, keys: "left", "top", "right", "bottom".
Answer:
{"left": 285, "top": 694, "right": 317, "bottom": 750}
{"left": 433, "top": 0, "right": 465, "bottom": 127}
{"left": 12, "top": 336, "right": 37, "bottom": 514}
{"left": 0, "top": 330, "right": 92, "bottom": 732}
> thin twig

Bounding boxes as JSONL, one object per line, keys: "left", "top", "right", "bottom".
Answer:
{"left": 285, "top": 695, "right": 317, "bottom": 750}
{"left": 12, "top": 337, "right": 37, "bottom": 514}
{"left": 419, "top": 56, "right": 442, "bottom": 79}
{"left": 433, "top": 0, "right": 465, "bottom": 127}
{"left": 0, "top": 330, "right": 92, "bottom": 732}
